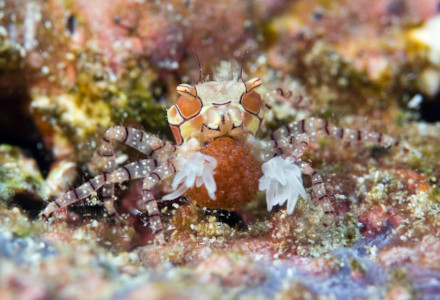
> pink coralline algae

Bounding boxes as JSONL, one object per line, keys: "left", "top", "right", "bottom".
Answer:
{"left": 0, "top": 0, "right": 440, "bottom": 299}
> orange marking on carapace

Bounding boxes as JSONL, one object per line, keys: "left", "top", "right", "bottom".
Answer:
{"left": 243, "top": 111, "right": 258, "bottom": 127}
{"left": 241, "top": 91, "right": 262, "bottom": 115}
{"left": 167, "top": 105, "right": 185, "bottom": 126}
{"left": 190, "top": 114, "right": 204, "bottom": 131}
{"left": 168, "top": 105, "right": 179, "bottom": 120}
{"left": 175, "top": 95, "right": 202, "bottom": 119}
{"left": 170, "top": 125, "right": 183, "bottom": 145}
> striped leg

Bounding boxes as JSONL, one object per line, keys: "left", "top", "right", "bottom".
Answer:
{"left": 274, "top": 88, "right": 313, "bottom": 109}
{"left": 295, "top": 161, "right": 337, "bottom": 226}
{"left": 96, "top": 126, "right": 173, "bottom": 215}
{"left": 266, "top": 132, "right": 309, "bottom": 159}
{"left": 138, "top": 163, "right": 176, "bottom": 244}
{"left": 41, "top": 159, "right": 158, "bottom": 219}
{"left": 271, "top": 131, "right": 335, "bottom": 224}
{"left": 274, "top": 117, "right": 404, "bottom": 150}
{"left": 141, "top": 187, "right": 164, "bottom": 244}
{"left": 282, "top": 133, "right": 309, "bottom": 160}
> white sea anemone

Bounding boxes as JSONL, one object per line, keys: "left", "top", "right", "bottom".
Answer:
{"left": 258, "top": 157, "right": 307, "bottom": 214}
{"left": 162, "top": 152, "right": 217, "bottom": 201}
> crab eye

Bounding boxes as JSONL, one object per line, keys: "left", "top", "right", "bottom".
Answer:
{"left": 241, "top": 91, "right": 262, "bottom": 115}
{"left": 245, "top": 78, "right": 262, "bottom": 92}
{"left": 176, "top": 83, "right": 197, "bottom": 97}
{"left": 175, "top": 94, "right": 203, "bottom": 119}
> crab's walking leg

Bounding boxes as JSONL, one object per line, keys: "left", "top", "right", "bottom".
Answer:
{"left": 277, "top": 133, "right": 337, "bottom": 223}
{"left": 275, "top": 117, "right": 405, "bottom": 150}
{"left": 97, "top": 126, "right": 173, "bottom": 215}
{"left": 276, "top": 132, "right": 310, "bottom": 159}
{"left": 261, "top": 131, "right": 310, "bottom": 159}
{"left": 41, "top": 159, "right": 158, "bottom": 218}
{"left": 138, "top": 163, "right": 176, "bottom": 244}
{"left": 286, "top": 134, "right": 337, "bottom": 224}
{"left": 295, "top": 161, "right": 337, "bottom": 225}
{"left": 274, "top": 88, "right": 313, "bottom": 109}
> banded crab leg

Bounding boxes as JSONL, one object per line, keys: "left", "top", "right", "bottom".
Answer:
{"left": 42, "top": 159, "right": 159, "bottom": 218}
{"left": 274, "top": 88, "right": 313, "bottom": 110}
{"left": 270, "top": 132, "right": 337, "bottom": 224}
{"left": 273, "top": 117, "right": 406, "bottom": 150}
{"left": 95, "top": 126, "right": 174, "bottom": 216}
{"left": 139, "top": 163, "right": 177, "bottom": 244}
{"left": 295, "top": 161, "right": 337, "bottom": 225}
{"left": 269, "top": 132, "right": 310, "bottom": 159}
{"left": 139, "top": 163, "right": 176, "bottom": 244}
{"left": 253, "top": 131, "right": 310, "bottom": 160}
{"left": 267, "top": 117, "right": 406, "bottom": 224}
{"left": 42, "top": 160, "right": 176, "bottom": 242}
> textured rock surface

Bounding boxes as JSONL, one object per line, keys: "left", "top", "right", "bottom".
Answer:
{"left": 1, "top": 0, "right": 439, "bottom": 299}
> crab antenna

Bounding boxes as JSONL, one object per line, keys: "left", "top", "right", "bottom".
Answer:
{"left": 238, "top": 49, "right": 250, "bottom": 82}
{"left": 193, "top": 50, "right": 203, "bottom": 83}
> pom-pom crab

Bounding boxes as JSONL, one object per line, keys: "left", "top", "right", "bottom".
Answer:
{"left": 42, "top": 70, "right": 405, "bottom": 244}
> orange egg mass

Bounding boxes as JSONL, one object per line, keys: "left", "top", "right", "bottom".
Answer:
{"left": 185, "top": 137, "right": 263, "bottom": 210}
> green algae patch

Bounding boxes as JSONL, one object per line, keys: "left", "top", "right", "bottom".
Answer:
{"left": 0, "top": 206, "right": 45, "bottom": 237}
{"left": 112, "top": 94, "right": 169, "bottom": 138}
{"left": 0, "top": 144, "right": 45, "bottom": 201}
